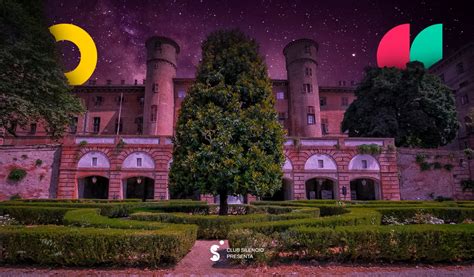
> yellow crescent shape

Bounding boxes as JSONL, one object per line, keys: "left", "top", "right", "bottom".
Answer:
{"left": 49, "top": 24, "right": 98, "bottom": 86}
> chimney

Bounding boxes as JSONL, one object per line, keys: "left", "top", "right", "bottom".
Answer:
{"left": 134, "top": 79, "right": 138, "bottom": 85}
{"left": 121, "top": 79, "right": 125, "bottom": 85}
{"left": 106, "top": 79, "right": 112, "bottom": 85}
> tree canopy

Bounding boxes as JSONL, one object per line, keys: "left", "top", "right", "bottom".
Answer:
{"left": 341, "top": 62, "right": 459, "bottom": 148}
{"left": 0, "top": 0, "right": 84, "bottom": 138}
{"left": 169, "top": 29, "right": 285, "bottom": 214}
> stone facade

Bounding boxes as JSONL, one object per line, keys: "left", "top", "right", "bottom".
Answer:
{"left": 398, "top": 148, "right": 474, "bottom": 200}
{"left": 0, "top": 36, "right": 404, "bottom": 201}
{"left": 0, "top": 145, "right": 60, "bottom": 200}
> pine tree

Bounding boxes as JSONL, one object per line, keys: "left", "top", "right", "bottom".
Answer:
{"left": 169, "top": 30, "right": 285, "bottom": 215}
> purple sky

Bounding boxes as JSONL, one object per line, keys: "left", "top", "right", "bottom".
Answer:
{"left": 44, "top": 0, "right": 472, "bottom": 86}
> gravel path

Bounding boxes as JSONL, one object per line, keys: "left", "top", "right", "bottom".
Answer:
{"left": 1, "top": 240, "right": 473, "bottom": 276}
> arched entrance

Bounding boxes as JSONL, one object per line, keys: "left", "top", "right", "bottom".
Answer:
{"left": 262, "top": 178, "right": 293, "bottom": 201}
{"left": 78, "top": 176, "right": 109, "bottom": 199}
{"left": 350, "top": 178, "right": 380, "bottom": 200}
{"left": 305, "top": 178, "right": 336, "bottom": 199}
{"left": 124, "top": 177, "right": 155, "bottom": 201}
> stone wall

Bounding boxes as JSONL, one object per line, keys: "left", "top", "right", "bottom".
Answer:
{"left": 0, "top": 145, "right": 60, "bottom": 200}
{"left": 398, "top": 148, "right": 474, "bottom": 200}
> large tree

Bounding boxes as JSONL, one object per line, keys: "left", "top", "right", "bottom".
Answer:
{"left": 0, "top": 0, "right": 84, "bottom": 139}
{"left": 341, "top": 62, "right": 458, "bottom": 148}
{"left": 169, "top": 30, "right": 285, "bottom": 215}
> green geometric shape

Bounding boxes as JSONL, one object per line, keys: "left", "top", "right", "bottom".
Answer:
{"left": 410, "top": 24, "right": 443, "bottom": 68}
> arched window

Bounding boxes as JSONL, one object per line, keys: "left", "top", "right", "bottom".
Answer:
{"left": 304, "top": 154, "right": 337, "bottom": 170}
{"left": 122, "top": 152, "right": 155, "bottom": 169}
{"left": 77, "top": 152, "right": 110, "bottom": 168}
{"left": 348, "top": 154, "right": 380, "bottom": 171}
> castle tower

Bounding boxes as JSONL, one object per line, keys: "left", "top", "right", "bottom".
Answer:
{"left": 284, "top": 39, "right": 322, "bottom": 137}
{"left": 144, "top": 36, "right": 180, "bottom": 136}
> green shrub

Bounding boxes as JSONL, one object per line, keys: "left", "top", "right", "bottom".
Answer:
{"left": 284, "top": 224, "right": 474, "bottom": 262}
{"left": 0, "top": 206, "right": 72, "bottom": 225}
{"left": 377, "top": 207, "right": 474, "bottom": 224}
{"left": 35, "top": 159, "right": 43, "bottom": 167}
{"left": 231, "top": 208, "right": 380, "bottom": 235}
{"left": 7, "top": 168, "right": 27, "bottom": 182}
{"left": 0, "top": 225, "right": 196, "bottom": 266}
{"left": 130, "top": 209, "right": 319, "bottom": 239}
{"left": 357, "top": 144, "right": 382, "bottom": 155}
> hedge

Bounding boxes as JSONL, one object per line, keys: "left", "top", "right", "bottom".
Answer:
{"left": 283, "top": 224, "right": 474, "bottom": 262}
{"left": 377, "top": 207, "right": 474, "bottom": 224}
{"left": 230, "top": 208, "right": 381, "bottom": 235}
{"left": 64, "top": 208, "right": 172, "bottom": 230}
{"left": 0, "top": 225, "right": 197, "bottom": 266}
{"left": 0, "top": 206, "right": 72, "bottom": 225}
{"left": 130, "top": 209, "right": 319, "bottom": 239}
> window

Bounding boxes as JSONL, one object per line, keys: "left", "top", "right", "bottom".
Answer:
{"left": 152, "top": 83, "right": 159, "bottom": 93}
{"left": 115, "top": 95, "right": 125, "bottom": 105}
{"left": 303, "top": 83, "right": 312, "bottom": 93}
{"left": 341, "top": 97, "right": 349, "bottom": 107}
{"left": 461, "top": 94, "right": 469, "bottom": 105}
{"left": 456, "top": 62, "right": 464, "bottom": 74}
{"left": 69, "top": 117, "right": 78, "bottom": 134}
{"left": 276, "top": 91, "right": 285, "bottom": 100}
{"left": 93, "top": 117, "right": 100, "bottom": 133}
{"left": 460, "top": 81, "right": 469, "bottom": 88}
{"left": 321, "top": 118, "right": 329, "bottom": 134}
{"left": 304, "top": 44, "right": 311, "bottom": 54}
{"left": 138, "top": 96, "right": 144, "bottom": 107}
{"left": 317, "top": 160, "right": 324, "bottom": 168}
{"left": 278, "top": 112, "right": 287, "bottom": 120}
{"left": 137, "top": 158, "right": 142, "bottom": 167}
{"left": 307, "top": 114, "right": 315, "bottom": 125}
{"left": 115, "top": 118, "right": 123, "bottom": 133}
{"left": 338, "top": 81, "right": 347, "bottom": 86}
{"left": 307, "top": 106, "right": 315, "bottom": 114}
{"left": 135, "top": 117, "right": 143, "bottom": 134}
{"left": 320, "top": 97, "right": 327, "bottom": 106}
{"left": 93, "top": 96, "right": 103, "bottom": 107}
{"left": 151, "top": 105, "right": 157, "bottom": 122}
{"left": 92, "top": 157, "right": 98, "bottom": 167}
{"left": 362, "top": 160, "right": 368, "bottom": 169}
{"left": 178, "top": 90, "right": 186, "bottom": 98}
{"left": 305, "top": 67, "right": 312, "bottom": 76}
{"left": 29, "top": 123, "right": 37, "bottom": 134}
{"left": 465, "top": 116, "right": 473, "bottom": 133}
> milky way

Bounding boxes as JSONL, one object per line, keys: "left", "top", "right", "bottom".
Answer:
{"left": 44, "top": 0, "right": 472, "bottom": 86}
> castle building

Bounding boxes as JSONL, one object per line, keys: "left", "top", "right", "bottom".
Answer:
{"left": 0, "top": 36, "right": 408, "bottom": 202}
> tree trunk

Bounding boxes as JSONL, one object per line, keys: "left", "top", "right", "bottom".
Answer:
{"left": 219, "top": 191, "right": 228, "bottom": 215}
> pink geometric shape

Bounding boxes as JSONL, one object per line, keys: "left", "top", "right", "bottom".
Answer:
{"left": 376, "top": 24, "right": 410, "bottom": 69}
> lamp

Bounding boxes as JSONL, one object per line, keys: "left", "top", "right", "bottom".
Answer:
{"left": 92, "top": 176, "right": 97, "bottom": 184}
{"left": 361, "top": 179, "right": 367, "bottom": 186}
{"left": 137, "top": 177, "right": 142, "bottom": 184}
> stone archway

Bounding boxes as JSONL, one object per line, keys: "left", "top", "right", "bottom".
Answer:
{"left": 305, "top": 177, "right": 336, "bottom": 199}
{"left": 124, "top": 176, "right": 155, "bottom": 201}
{"left": 350, "top": 178, "right": 380, "bottom": 200}
{"left": 78, "top": 176, "right": 109, "bottom": 199}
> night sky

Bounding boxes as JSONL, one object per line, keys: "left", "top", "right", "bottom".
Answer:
{"left": 44, "top": 0, "right": 472, "bottom": 86}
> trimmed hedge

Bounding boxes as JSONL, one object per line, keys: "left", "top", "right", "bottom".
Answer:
{"left": 0, "top": 225, "right": 197, "bottom": 266}
{"left": 377, "top": 207, "right": 474, "bottom": 224}
{"left": 64, "top": 208, "right": 171, "bottom": 230}
{"left": 130, "top": 209, "right": 320, "bottom": 239}
{"left": 283, "top": 224, "right": 474, "bottom": 262}
{"left": 0, "top": 206, "right": 72, "bottom": 225}
{"left": 230, "top": 208, "right": 380, "bottom": 235}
